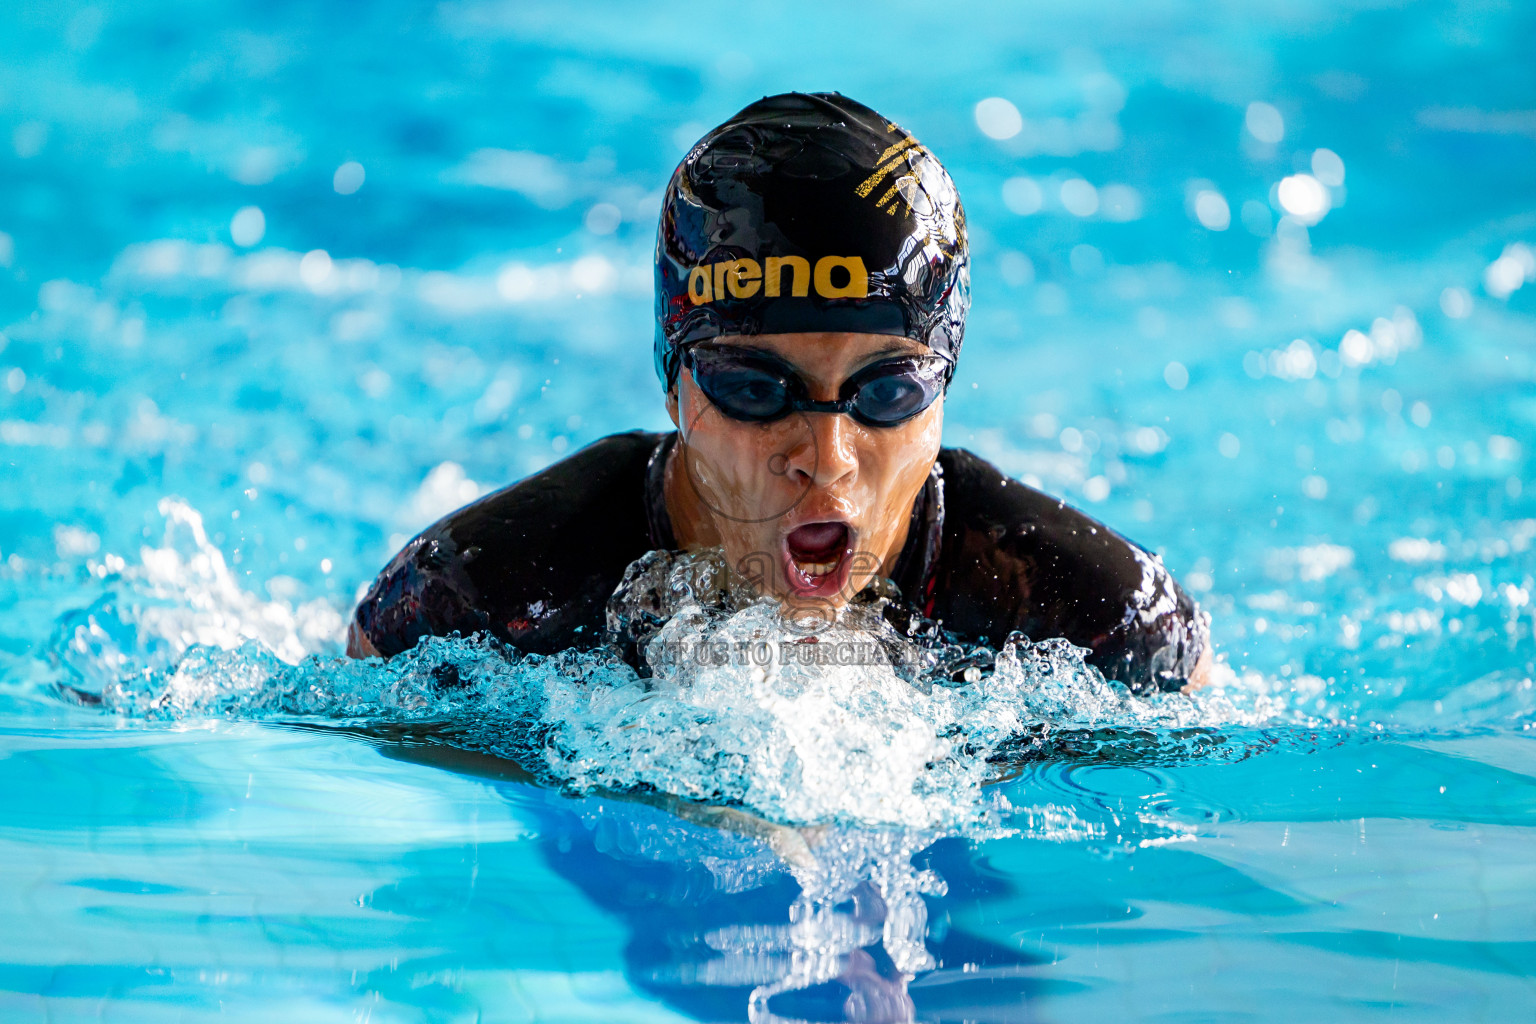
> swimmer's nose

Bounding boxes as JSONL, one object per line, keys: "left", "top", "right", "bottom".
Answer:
{"left": 785, "top": 410, "right": 858, "bottom": 489}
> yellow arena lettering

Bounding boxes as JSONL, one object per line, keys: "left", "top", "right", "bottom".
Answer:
{"left": 687, "top": 265, "right": 713, "bottom": 305}
{"left": 814, "top": 255, "right": 869, "bottom": 298}
{"left": 689, "top": 256, "right": 868, "bottom": 302}
{"left": 764, "top": 255, "right": 810, "bottom": 297}
{"left": 724, "top": 258, "right": 762, "bottom": 298}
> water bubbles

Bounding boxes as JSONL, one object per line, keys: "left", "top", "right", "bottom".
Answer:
{"left": 1193, "top": 190, "right": 1231, "bottom": 231}
{"left": 1310, "top": 148, "right": 1345, "bottom": 187}
{"left": 1483, "top": 242, "right": 1535, "bottom": 299}
{"left": 1262, "top": 339, "right": 1317, "bottom": 381}
{"left": 1129, "top": 425, "right": 1167, "bottom": 454}
{"left": 584, "top": 202, "right": 622, "bottom": 235}
{"left": 1277, "top": 174, "right": 1330, "bottom": 224}
{"left": 1339, "top": 329, "right": 1372, "bottom": 366}
{"left": 975, "top": 97, "right": 1023, "bottom": 140}
{"left": 230, "top": 206, "right": 266, "bottom": 247}
{"left": 1059, "top": 178, "right": 1099, "bottom": 217}
{"left": 1163, "top": 361, "right": 1190, "bottom": 390}
{"left": 1219, "top": 433, "right": 1241, "bottom": 458}
{"left": 1029, "top": 412, "right": 1059, "bottom": 438}
{"left": 474, "top": 374, "right": 518, "bottom": 423}
{"left": 1098, "top": 183, "right": 1143, "bottom": 221}
{"left": 1327, "top": 310, "right": 1419, "bottom": 371}
{"left": 1409, "top": 401, "right": 1431, "bottom": 428}
{"left": 1266, "top": 543, "right": 1352, "bottom": 582}
{"left": 54, "top": 525, "right": 101, "bottom": 558}
{"left": 1001, "top": 176, "right": 1043, "bottom": 215}
{"left": 298, "top": 248, "right": 334, "bottom": 292}
{"left": 357, "top": 365, "right": 391, "bottom": 398}
{"left": 1389, "top": 538, "right": 1446, "bottom": 564}
{"left": 395, "top": 463, "right": 484, "bottom": 538}
{"left": 570, "top": 254, "right": 614, "bottom": 293}
{"left": 1245, "top": 102, "right": 1285, "bottom": 144}
{"left": 1488, "top": 435, "right": 1522, "bottom": 461}
{"left": 1440, "top": 286, "right": 1474, "bottom": 318}
{"left": 496, "top": 262, "right": 537, "bottom": 301}
{"left": 332, "top": 161, "right": 365, "bottom": 195}
{"left": 1004, "top": 176, "right": 1135, "bottom": 222}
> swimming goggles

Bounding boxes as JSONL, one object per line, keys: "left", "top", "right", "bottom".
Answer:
{"left": 680, "top": 343, "right": 952, "bottom": 428}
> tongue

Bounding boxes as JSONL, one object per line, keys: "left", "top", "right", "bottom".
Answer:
{"left": 787, "top": 522, "right": 848, "bottom": 561}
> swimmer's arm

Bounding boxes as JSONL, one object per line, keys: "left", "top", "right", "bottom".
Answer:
{"left": 345, "top": 526, "right": 498, "bottom": 659}
{"left": 618, "top": 790, "right": 824, "bottom": 868}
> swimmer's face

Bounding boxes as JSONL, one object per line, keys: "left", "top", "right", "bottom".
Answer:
{"left": 665, "top": 331, "right": 944, "bottom": 616}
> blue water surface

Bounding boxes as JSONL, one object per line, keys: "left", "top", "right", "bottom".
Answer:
{"left": 2, "top": 1, "right": 1535, "bottom": 1021}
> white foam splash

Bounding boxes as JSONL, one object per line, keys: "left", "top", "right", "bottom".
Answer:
{"left": 61, "top": 523, "right": 1284, "bottom": 831}
{"left": 138, "top": 499, "right": 344, "bottom": 661}
{"left": 57, "top": 498, "right": 344, "bottom": 692}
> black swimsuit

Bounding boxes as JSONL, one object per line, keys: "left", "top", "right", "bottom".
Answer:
{"left": 351, "top": 431, "right": 1208, "bottom": 692}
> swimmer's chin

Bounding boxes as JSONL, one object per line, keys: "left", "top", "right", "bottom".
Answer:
{"left": 345, "top": 619, "right": 382, "bottom": 659}
{"left": 1180, "top": 647, "right": 1215, "bottom": 693}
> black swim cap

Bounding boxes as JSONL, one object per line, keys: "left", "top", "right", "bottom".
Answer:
{"left": 654, "top": 92, "right": 969, "bottom": 388}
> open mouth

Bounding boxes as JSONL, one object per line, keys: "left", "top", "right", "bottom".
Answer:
{"left": 782, "top": 521, "right": 853, "bottom": 597}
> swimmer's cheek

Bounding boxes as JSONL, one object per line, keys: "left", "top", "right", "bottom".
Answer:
{"left": 346, "top": 618, "right": 383, "bottom": 659}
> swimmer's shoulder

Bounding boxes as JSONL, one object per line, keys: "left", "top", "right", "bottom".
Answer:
{"left": 349, "top": 430, "right": 667, "bottom": 658}
{"left": 931, "top": 447, "right": 1209, "bottom": 693}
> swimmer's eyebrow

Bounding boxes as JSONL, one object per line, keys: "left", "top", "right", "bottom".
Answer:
{"left": 708, "top": 340, "right": 928, "bottom": 377}
{"left": 852, "top": 342, "right": 933, "bottom": 371}
{"left": 702, "top": 343, "right": 803, "bottom": 372}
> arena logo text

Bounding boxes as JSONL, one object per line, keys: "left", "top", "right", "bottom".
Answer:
{"left": 686, "top": 255, "right": 869, "bottom": 305}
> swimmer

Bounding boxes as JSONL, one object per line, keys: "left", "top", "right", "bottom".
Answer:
{"left": 348, "top": 92, "right": 1211, "bottom": 692}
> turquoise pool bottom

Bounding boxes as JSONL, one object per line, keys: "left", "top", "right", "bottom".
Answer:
{"left": 3, "top": 693, "right": 1531, "bottom": 1023}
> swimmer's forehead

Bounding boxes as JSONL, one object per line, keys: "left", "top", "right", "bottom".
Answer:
{"left": 709, "top": 332, "right": 930, "bottom": 359}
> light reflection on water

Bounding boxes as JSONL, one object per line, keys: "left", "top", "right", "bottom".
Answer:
{"left": 2, "top": 0, "right": 1535, "bottom": 1020}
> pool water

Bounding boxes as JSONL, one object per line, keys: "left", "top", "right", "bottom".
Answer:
{"left": 3, "top": 1, "right": 1535, "bottom": 1020}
